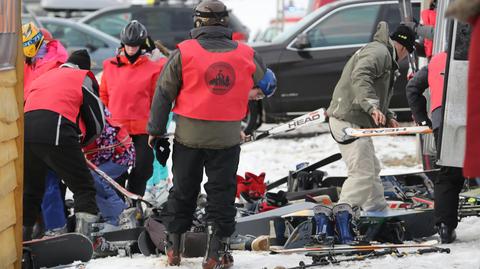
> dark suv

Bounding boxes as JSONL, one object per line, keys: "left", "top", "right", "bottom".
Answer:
{"left": 247, "top": 0, "right": 420, "bottom": 132}
{"left": 79, "top": 3, "right": 249, "bottom": 49}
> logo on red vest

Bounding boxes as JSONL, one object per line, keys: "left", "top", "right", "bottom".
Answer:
{"left": 204, "top": 62, "right": 236, "bottom": 95}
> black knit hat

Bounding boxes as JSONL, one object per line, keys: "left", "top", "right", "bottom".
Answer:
{"left": 391, "top": 25, "right": 416, "bottom": 53}
{"left": 67, "top": 49, "right": 91, "bottom": 70}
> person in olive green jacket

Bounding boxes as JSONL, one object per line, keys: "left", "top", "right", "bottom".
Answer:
{"left": 326, "top": 22, "right": 416, "bottom": 240}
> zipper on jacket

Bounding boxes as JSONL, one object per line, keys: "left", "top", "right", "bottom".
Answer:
{"left": 55, "top": 115, "right": 62, "bottom": 146}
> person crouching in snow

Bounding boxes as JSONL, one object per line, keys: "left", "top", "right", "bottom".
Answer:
{"left": 325, "top": 23, "right": 416, "bottom": 244}
{"left": 23, "top": 50, "right": 104, "bottom": 240}
{"left": 100, "top": 20, "right": 166, "bottom": 198}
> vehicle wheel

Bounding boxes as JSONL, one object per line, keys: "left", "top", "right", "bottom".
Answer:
{"left": 242, "top": 101, "right": 261, "bottom": 135}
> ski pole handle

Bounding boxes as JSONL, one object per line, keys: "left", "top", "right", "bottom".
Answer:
{"left": 417, "top": 247, "right": 451, "bottom": 255}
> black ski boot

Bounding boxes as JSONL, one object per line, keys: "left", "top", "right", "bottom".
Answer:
{"left": 437, "top": 223, "right": 457, "bottom": 244}
{"left": 202, "top": 225, "right": 234, "bottom": 269}
{"left": 164, "top": 232, "right": 182, "bottom": 266}
{"left": 93, "top": 237, "right": 118, "bottom": 258}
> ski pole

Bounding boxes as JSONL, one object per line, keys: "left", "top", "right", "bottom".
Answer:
{"left": 85, "top": 159, "right": 153, "bottom": 207}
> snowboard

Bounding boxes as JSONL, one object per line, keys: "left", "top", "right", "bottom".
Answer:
{"left": 22, "top": 233, "right": 93, "bottom": 269}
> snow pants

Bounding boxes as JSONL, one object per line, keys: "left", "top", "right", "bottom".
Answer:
{"left": 433, "top": 128, "right": 465, "bottom": 229}
{"left": 329, "top": 117, "right": 388, "bottom": 212}
{"left": 161, "top": 141, "right": 240, "bottom": 237}
{"left": 24, "top": 143, "right": 98, "bottom": 227}
{"left": 116, "top": 135, "right": 153, "bottom": 196}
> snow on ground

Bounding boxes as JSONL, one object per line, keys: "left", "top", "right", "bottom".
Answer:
{"left": 85, "top": 126, "right": 480, "bottom": 269}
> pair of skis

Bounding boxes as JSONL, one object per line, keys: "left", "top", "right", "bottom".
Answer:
{"left": 244, "top": 107, "right": 431, "bottom": 143}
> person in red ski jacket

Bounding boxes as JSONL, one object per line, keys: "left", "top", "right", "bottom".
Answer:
{"left": 406, "top": 51, "right": 465, "bottom": 244}
{"left": 22, "top": 23, "right": 68, "bottom": 95}
{"left": 100, "top": 20, "right": 166, "bottom": 197}
{"left": 421, "top": 0, "right": 437, "bottom": 59}
{"left": 446, "top": 0, "right": 480, "bottom": 178}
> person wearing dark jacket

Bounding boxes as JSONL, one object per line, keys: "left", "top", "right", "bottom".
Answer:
{"left": 147, "top": 1, "right": 266, "bottom": 268}
{"left": 23, "top": 50, "right": 105, "bottom": 240}
{"left": 405, "top": 51, "right": 465, "bottom": 243}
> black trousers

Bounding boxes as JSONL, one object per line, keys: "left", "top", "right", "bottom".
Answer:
{"left": 433, "top": 129, "right": 465, "bottom": 229}
{"left": 121, "top": 135, "right": 153, "bottom": 196}
{"left": 162, "top": 141, "right": 240, "bottom": 237}
{"left": 24, "top": 143, "right": 98, "bottom": 227}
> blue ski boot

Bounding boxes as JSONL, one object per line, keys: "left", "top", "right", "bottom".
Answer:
{"left": 333, "top": 203, "right": 355, "bottom": 244}
{"left": 312, "top": 205, "right": 334, "bottom": 242}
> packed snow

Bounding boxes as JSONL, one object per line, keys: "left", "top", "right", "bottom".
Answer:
{"left": 85, "top": 127, "right": 480, "bottom": 269}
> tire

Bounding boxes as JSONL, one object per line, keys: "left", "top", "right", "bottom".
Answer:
{"left": 242, "top": 101, "right": 261, "bottom": 135}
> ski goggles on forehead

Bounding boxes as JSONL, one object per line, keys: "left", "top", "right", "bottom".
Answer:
{"left": 23, "top": 32, "right": 43, "bottom": 47}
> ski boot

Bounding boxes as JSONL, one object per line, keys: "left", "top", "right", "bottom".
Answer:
{"left": 333, "top": 203, "right": 355, "bottom": 244}
{"left": 44, "top": 224, "right": 68, "bottom": 237}
{"left": 312, "top": 205, "right": 334, "bottom": 243}
{"left": 202, "top": 225, "right": 234, "bottom": 269}
{"left": 164, "top": 232, "right": 182, "bottom": 266}
{"left": 93, "top": 236, "right": 118, "bottom": 258}
{"left": 437, "top": 223, "right": 457, "bottom": 244}
{"left": 229, "top": 234, "right": 270, "bottom": 251}
{"left": 75, "top": 212, "right": 99, "bottom": 239}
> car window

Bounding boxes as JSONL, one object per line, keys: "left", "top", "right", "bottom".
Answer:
{"left": 87, "top": 11, "right": 132, "bottom": 38}
{"left": 43, "top": 22, "right": 107, "bottom": 49}
{"left": 134, "top": 9, "right": 192, "bottom": 34}
{"left": 306, "top": 4, "right": 380, "bottom": 48}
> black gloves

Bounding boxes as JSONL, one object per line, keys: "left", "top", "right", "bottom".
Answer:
{"left": 143, "top": 36, "right": 156, "bottom": 53}
{"left": 418, "top": 118, "right": 433, "bottom": 129}
{"left": 153, "top": 138, "right": 170, "bottom": 166}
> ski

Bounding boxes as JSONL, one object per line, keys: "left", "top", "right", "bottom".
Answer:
{"left": 266, "top": 153, "right": 342, "bottom": 191}
{"left": 270, "top": 239, "right": 438, "bottom": 254}
{"left": 273, "top": 246, "right": 450, "bottom": 269}
{"left": 86, "top": 159, "right": 153, "bottom": 207}
{"left": 343, "top": 126, "right": 432, "bottom": 138}
{"left": 244, "top": 108, "right": 326, "bottom": 143}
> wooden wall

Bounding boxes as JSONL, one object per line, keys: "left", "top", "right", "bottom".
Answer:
{"left": 0, "top": 0, "right": 23, "bottom": 268}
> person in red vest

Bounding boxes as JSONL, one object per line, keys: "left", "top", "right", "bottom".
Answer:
{"left": 147, "top": 1, "right": 267, "bottom": 268}
{"left": 23, "top": 50, "right": 105, "bottom": 240}
{"left": 421, "top": 0, "right": 437, "bottom": 59}
{"left": 446, "top": 0, "right": 480, "bottom": 179}
{"left": 405, "top": 51, "right": 465, "bottom": 243}
{"left": 22, "top": 22, "right": 68, "bottom": 94}
{"left": 100, "top": 20, "right": 166, "bottom": 197}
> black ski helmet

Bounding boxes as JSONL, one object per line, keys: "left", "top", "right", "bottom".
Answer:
{"left": 193, "top": 0, "right": 229, "bottom": 28}
{"left": 120, "top": 20, "right": 148, "bottom": 46}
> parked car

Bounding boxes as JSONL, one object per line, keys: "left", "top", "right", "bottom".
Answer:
{"left": 245, "top": 0, "right": 421, "bottom": 132}
{"left": 79, "top": 2, "right": 250, "bottom": 49}
{"left": 38, "top": 17, "right": 120, "bottom": 74}
{"left": 22, "top": 5, "right": 43, "bottom": 27}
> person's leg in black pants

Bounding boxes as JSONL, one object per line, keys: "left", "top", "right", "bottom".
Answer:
{"left": 29, "top": 143, "right": 98, "bottom": 215}
{"left": 434, "top": 166, "right": 465, "bottom": 229}
{"left": 128, "top": 135, "right": 154, "bottom": 196}
{"left": 24, "top": 143, "right": 49, "bottom": 229}
{"left": 204, "top": 145, "right": 240, "bottom": 237}
{"left": 162, "top": 141, "right": 204, "bottom": 233}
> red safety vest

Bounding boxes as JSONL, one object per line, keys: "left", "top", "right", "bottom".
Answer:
{"left": 427, "top": 52, "right": 447, "bottom": 112}
{"left": 24, "top": 67, "right": 89, "bottom": 124}
{"left": 422, "top": 9, "right": 436, "bottom": 58}
{"left": 100, "top": 55, "right": 165, "bottom": 134}
{"left": 173, "top": 40, "right": 256, "bottom": 121}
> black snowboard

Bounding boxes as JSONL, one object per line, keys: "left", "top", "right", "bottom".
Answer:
{"left": 23, "top": 233, "right": 92, "bottom": 269}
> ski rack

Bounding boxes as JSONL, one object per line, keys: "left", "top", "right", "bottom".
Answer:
{"left": 86, "top": 159, "right": 153, "bottom": 208}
